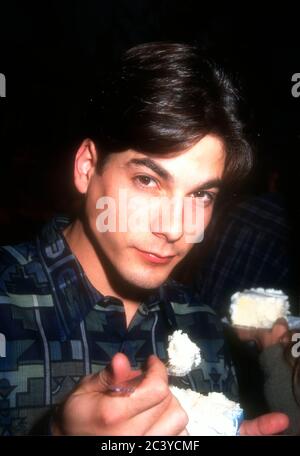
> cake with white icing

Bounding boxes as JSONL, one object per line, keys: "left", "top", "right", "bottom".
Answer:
{"left": 229, "top": 288, "right": 290, "bottom": 329}
{"left": 167, "top": 330, "right": 201, "bottom": 376}
{"left": 167, "top": 330, "right": 243, "bottom": 435}
{"left": 170, "top": 386, "right": 243, "bottom": 436}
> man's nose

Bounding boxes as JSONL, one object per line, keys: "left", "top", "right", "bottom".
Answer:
{"left": 150, "top": 196, "right": 184, "bottom": 243}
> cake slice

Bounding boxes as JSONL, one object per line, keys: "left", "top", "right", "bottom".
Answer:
{"left": 167, "top": 330, "right": 243, "bottom": 435}
{"left": 229, "top": 288, "right": 290, "bottom": 329}
{"left": 171, "top": 387, "right": 243, "bottom": 436}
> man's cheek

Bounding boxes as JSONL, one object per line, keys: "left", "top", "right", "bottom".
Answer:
{"left": 176, "top": 243, "right": 193, "bottom": 261}
{"left": 182, "top": 201, "right": 207, "bottom": 245}
{"left": 127, "top": 197, "right": 152, "bottom": 234}
{"left": 204, "top": 207, "right": 214, "bottom": 228}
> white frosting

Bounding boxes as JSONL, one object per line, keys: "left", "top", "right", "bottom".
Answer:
{"left": 230, "top": 288, "right": 290, "bottom": 329}
{"left": 167, "top": 330, "right": 243, "bottom": 435}
{"left": 171, "top": 387, "right": 243, "bottom": 436}
{"left": 167, "top": 330, "right": 201, "bottom": 376}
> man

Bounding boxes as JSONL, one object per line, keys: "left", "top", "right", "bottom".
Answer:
{"left": 0, "top": 42, "right": 288, "bottom": 435}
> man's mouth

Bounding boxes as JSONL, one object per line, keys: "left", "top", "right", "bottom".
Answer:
{"left": 134, "top": 248, "right": 176, "bottom": 264}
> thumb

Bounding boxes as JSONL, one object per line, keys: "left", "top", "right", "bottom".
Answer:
{"left": 239, "top": 412, "right": 289, "bottom": 436}
{"left": 272, "top": 318, "right": 289, "bottom": 343}
{"left": 77, "top": 352, "right": 135, "bottom": 394}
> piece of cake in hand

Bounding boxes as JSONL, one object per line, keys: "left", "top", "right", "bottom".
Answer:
{"left": 167, "top": 330, "right": 243, "bottom": 435}
{"left": 171, "top": 387, "right": 243, "bottom": 436}
{"left": 167, "top": 330, "right": 201, "bottom": 376}
{"left": 229, "top": 288, "right": 290, "bottom": 329}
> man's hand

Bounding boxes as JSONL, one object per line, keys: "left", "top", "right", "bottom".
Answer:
{"left": 239, "top": 412, "right": 289, "bottom": 435}
{"left": 51, "top": 353, "right": 188, "bottom": 436}
{"left": 233, "top": 318, "right": 290, "bottom": 351}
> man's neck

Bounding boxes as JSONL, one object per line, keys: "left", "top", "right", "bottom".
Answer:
{"left": 63, "top": 219, "right": 139, "bottom": 327}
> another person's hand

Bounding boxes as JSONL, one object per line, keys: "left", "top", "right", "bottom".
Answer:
{"left": 51, "top": 353, "right": 188, "bottom": 436}
{"left": 239, "top": 412, "right": 289, "bottom": 435}
{"left": 233, "top": 318, "right": 290, "bottom": 351}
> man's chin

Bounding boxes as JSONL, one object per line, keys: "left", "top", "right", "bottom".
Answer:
{"left": 122, "top": 269, "right": 170, "bottom": 291}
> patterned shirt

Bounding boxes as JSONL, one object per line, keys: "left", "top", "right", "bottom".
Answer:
{"left": 0, "top": 216, "right": 237, "bottom": 435}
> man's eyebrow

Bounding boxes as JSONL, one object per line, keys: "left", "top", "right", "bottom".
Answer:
{"left": 126, "top": 158, "right": 173, "bottom": 181}
{"left": 126, "top": 158, "right": 223, "bottom": 190}
{"left": 194, "top": 178, "right": 223, "bottom": 191}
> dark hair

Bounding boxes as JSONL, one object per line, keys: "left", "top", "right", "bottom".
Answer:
{"left": 86, "top": 42, "right": 252, "bottom": 186}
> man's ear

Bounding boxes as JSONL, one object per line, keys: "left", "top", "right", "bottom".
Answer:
{"left": 74, "top": 139, "right": 98, "bottom": 194}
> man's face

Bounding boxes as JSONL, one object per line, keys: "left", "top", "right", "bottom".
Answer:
{"left": 84, "top": 134, "right": 225, "bottom": 290}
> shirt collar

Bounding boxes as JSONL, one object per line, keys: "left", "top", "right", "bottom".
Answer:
{"left": 36, "top": 216, "right": 183, "bottom": 335}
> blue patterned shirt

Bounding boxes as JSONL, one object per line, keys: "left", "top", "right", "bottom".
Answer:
{"left": 0, "top": 216, "right": 237, "bottom": 435}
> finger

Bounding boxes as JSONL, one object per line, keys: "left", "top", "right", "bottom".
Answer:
{"left": 274, "top": 318, "right": 289, "bottom": 328}
{"left": 95, "top": 355, "right": 171, "bottom": 426}
{"left": 114, "top": 355, "right": 170, "bottom": 416}
{"left": 235, "top": 327, "right": 257, "bottom": 342}
{"left": 97, "top": 393, "right": 173, "bottom": 435}
{"left": 126, "top": 356, "right": 170, "bottom": 409}
{"left": 77, "top": 353, "right": 134, "bottom": 394}
{"left": 178, "top": 428, "right": 190, "bottom": 436}
{"left": 272, "top": 319, "right": 290, "bottom": 343}
{"left": 107, "top": 352, "right": 139, "bottom": 385}
{"left": 109, "top": 355, "right": 165, "bottom": 389}
{"left": 144, "top": 395, "right": 188, "bottom": 436}
{"left": 239, "top": 412, "right": 289, "bottom": 436}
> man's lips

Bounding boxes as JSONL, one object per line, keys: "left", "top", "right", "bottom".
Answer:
{"left": 134, "top": 248, "right": 176, "bottom": 264}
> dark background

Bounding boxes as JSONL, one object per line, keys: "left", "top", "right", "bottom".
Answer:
{"left": 0, "top": 1, "right": 300, "bottom": 242}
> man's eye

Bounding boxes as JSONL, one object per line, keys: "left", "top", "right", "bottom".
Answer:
{"left": 190, "top": 190, "right": 215, "bottom": 203}
{"left": 135, "top": 175, "right": 158, "bottom": 188}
